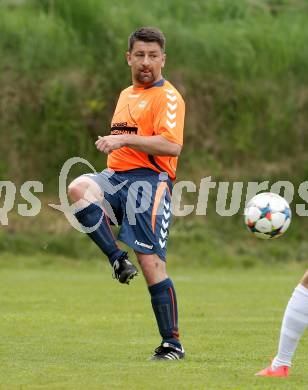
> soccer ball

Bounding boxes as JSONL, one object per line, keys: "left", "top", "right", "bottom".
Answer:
{"left": 244, "top": 192, "right": 291, "bottom": 239}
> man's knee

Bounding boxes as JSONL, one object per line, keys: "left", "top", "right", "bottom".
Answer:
{"left": 138, "top": 254, "right": 160, "bottom": 271}
{"left": 136, "top": 252, "right": 167, "bottom": 285}
{"left": 68, "top": 179, "right": 88, "bottom": 202}
{"left": 68, "top": 176, "right": 102, "bottom": 204}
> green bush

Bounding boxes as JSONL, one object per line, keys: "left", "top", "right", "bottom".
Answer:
{"left": 1, "top": 0, "right": 307, "bottom": 185}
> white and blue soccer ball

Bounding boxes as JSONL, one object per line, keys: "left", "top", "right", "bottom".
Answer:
{"left": 244, "top": 192, "right": 291, "bottom": 239}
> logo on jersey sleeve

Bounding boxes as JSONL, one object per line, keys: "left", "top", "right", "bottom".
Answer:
{"left": 164, "top": 88, "right": 177, "bottom": 129}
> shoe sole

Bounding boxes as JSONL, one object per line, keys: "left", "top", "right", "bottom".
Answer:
{"left": 121, "top": 270, "right": 138, "bottom": 284}
{"left": 149, "top": 355, "right": 185, "bottom": 361}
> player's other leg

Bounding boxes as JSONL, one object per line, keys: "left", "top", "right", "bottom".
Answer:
{"left": 135, "top": 252, "right": 184, "bottom": 360}
{"left": 256, "top": 269, "right": 308, "bottom": 377}
{"left": 68, "top": 175, "right": 138, "bottom": 284}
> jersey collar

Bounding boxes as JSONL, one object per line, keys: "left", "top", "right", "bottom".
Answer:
{"left": 133, "top": 78, "right": 165, "bottom": 91}
{"left": 145, "top": 78, "right": 165, "bottom": 89}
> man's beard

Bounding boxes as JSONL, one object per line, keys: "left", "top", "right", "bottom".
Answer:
{"left": 135, "top": 70, "right": 155, "bottom": 85}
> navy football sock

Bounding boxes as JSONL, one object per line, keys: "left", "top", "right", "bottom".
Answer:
{"left": 74, "top": 203, "right": 125, "bottom": 266}
{"left": 148, "top": 278, "right": 181, "bottom": 348}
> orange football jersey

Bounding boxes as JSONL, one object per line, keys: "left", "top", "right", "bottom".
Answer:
{"left": 107, "top": 79, "right": 185, "bottom": 180}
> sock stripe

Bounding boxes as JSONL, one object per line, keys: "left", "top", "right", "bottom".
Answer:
{"left": 103, "top": 209, "right": 120, "bottom": 249}
{"left": 172, "top": 330, "right": 180, "bottom": 339}
{"left": 296, "top": 284, "right": 308, "bottom": 297}
{"left": 169, "top": 287, "right": 176, "bottom": 328}
{"left": 283, "top": 327, "right": 301, "bottom": 340}
{"left": 289, "top": 308, "right": 308, "bottom": 323}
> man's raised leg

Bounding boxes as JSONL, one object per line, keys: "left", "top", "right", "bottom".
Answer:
{"left": 68, "top": 176, "right": 138, "bottom": 284}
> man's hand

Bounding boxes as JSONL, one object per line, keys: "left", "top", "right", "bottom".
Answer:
{"left": 95, "top": 134, "right": 181, "bottom": 156}
{"left": 95, "top": 135, "right": 127, "bottom": 154}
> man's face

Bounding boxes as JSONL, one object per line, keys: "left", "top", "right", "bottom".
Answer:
{"left": 126, "top": 41, "right": 166, "bottom": 87}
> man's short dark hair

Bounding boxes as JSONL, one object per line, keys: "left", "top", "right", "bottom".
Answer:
{"left": 128, "top": 27, "right": 165, "bottom": 52}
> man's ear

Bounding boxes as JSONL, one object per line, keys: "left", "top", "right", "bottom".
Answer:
{"left": 126, "top": 51, "right": 132, "bottom": 66}
{"left": 161, "top": 53, "right": 166, "bottom": 69}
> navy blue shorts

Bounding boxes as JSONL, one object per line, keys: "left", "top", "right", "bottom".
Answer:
{"left": 85, "top": 168, "right": 173, "bottom": 261}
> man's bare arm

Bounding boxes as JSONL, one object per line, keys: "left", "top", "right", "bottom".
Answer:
{"left": 95, "top": 134, "right": 182, "bottom": 156}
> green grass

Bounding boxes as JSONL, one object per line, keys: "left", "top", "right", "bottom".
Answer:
{"left": 1, "top": 254, "right": 308, "bottom": 389}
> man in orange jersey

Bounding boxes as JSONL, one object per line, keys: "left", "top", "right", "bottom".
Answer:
{"left": 68, "top": 27, "right": 185, "bottom": 360}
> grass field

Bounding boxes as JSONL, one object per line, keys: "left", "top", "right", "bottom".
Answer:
{"left": 0, "top": 254, "right": 308, "bottom": 389}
